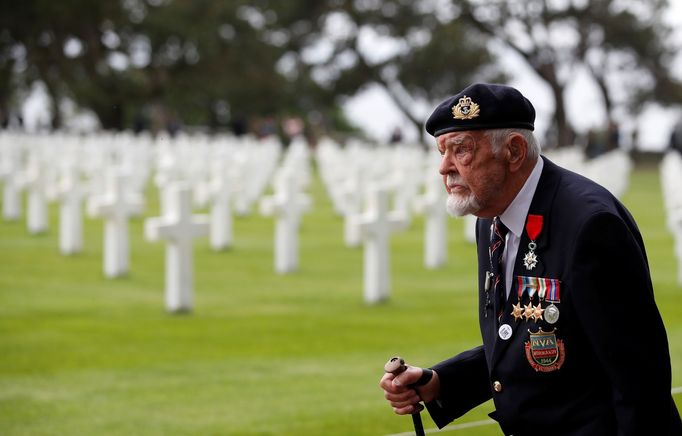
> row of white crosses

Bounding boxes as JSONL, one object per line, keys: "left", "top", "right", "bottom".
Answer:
{"left": 315, "top": 138, "right": 450, "bottom": 303}
{"left": 0, "top": 131, "right": 283, "bottom": 312}
{"left": 259, "top": 138, "right": 312, "bottom": 274}
{"left": 1, "top": 130, "right": 452, "bottom": 308}
{"left": 544, "top": 146, "right": 633, "bottom": 198}
{"left": 146, "top": 135, "right": 283, "bottom": 311}
{"left": 660, "top": 151, "right": 682, "bottom": 286}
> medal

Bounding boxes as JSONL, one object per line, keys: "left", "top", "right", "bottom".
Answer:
{"left": 545, "top": 303, "right": 560, "bottom": 324}
{"left": 532, "top": 304, "right": 544, "bottom": 322}
{"left": 523, "top": 249, "right": 538, "bottom": 270}
{"left": 544, "top": 279, "right": 561, "bottom": 324}
{"left": 523, "top": 303, "right": 534, "bottom": 321}
{"left": 523, "top": 214, "right": 543, "bottom": 270}
{"left": 511, "top": 301, "right": 524, "bottom": 321}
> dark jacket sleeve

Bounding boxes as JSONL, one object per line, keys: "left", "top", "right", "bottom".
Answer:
{"left": 425, "top": 345, "right": 492, "bottom": 428}
{"left": 569, "top": 211, "right": 678, "bottom": 435}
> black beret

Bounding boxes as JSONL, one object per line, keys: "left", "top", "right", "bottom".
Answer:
{"left": 425, "top": 83, "right": 535, "bottom": 137}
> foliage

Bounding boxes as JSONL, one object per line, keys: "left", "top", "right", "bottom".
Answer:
{"left": 0, "top": 1, "right": 346, "bottom": 135}
{"left": 289, "top": 0, "right": 502, "bottom": 143}
{"left": 1, "top": 0, "right": 681, "bottom": 146}
{"left": 457, "top": 0, "right": 682, "bottom": 147}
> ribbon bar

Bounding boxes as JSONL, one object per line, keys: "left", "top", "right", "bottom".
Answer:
{"left": 517, "top": 276, "right": 561, "bottom": 302}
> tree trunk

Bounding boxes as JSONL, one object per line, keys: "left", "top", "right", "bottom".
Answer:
{"left": 42, "top": 78, "right": 62, "bottom": 131}
{"left": 552, "top": 83, "right": 574, "bottom": 148}
{"left": 537, "top": 64, "right": 574, "bottom": 148}
{"left": 93, "top": 101, "right": 125, "bottom": 131}
{"left": 379, "top": 80, "right": 430, "bottom": 149}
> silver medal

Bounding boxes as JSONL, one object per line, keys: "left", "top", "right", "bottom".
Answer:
{"left": 544, "top": 304, "right": 560, "bottom": 324}
{"left": 523, "top": 242, "right": 538, "bottom": 270}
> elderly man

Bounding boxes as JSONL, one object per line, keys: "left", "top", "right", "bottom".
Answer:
{"left": 380, "top": 83, "right": 681, "bottom": 435}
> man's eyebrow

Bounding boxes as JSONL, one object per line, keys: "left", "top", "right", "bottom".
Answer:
{"left": 443, "top": 136, "right": 468, "bottom": 146}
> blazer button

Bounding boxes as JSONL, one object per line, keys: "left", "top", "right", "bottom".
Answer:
{"left": 493, "top": 381, "right": 502, "bottom": 392}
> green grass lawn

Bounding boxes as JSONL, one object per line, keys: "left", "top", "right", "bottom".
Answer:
{"left": 1, "top": 165, "right": 680, "bottom": 435}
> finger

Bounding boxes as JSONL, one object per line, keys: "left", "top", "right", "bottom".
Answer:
{"left": 393, "top": 402, "right": 425, "bottom": 415}
{"left": 388, "top": 393, "right": 422, "bottom": 409}
{"left": 385, "top": 387, "right": 419, "bottom": 401}
{"left": 379, "top": 372, "right": 395, "bottom": 389}
{"left": 380, "top": 373, "right": 410, "bottom": 394}
{"left": 392, "top": 365, "right": 422, "bottom": 387}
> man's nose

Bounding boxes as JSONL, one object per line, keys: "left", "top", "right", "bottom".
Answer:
{"left": 438, "top": 153, "right": 455, "bottom": 175}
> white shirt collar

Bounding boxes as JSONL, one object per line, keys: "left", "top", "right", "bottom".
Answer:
{"left": 500, "top": 157, "right": 544, "bottom": 238}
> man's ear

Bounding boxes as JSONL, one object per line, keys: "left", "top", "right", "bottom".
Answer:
{"left": 506, "top": 133, "right": 527, "bottom": 172}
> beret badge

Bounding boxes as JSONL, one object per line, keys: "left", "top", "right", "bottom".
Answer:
{"left": 451, "top": 95, "right": 480, "bottom": 120}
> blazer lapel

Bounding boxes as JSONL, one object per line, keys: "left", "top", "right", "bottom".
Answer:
{"left": 490, "top": 156, "right": 561, "bottom": 367}
{"left": 477, "top": 217, "right": 498, "bottom": 369}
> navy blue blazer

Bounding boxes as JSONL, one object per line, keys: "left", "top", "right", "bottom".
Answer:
{"left": 426, "top": 157, "right": 681, "bottom": 435}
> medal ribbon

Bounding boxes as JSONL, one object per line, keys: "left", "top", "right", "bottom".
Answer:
{"left": 517, "top": 276, "right": 540, "bottom": 299}
{"left": 517, "top": 276, "right": 561, "bottom": 301}
{"left": 526, "top": 214, "right": 543, "bottom": 241}
{"left": 546, "top": 279, "right": 561, "bottom": 303}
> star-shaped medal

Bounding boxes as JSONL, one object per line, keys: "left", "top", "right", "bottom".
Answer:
{"left": 511, "top": 302, "right": 524, "bottom": 321}
{"left": 523, "top": 251, "right": 538, "bottom": 270}
{"left": 532, "top": 304, "right": 545, "bottom": 322}
{"left": 523, "top": 303, "right": 534, "bottom": 321}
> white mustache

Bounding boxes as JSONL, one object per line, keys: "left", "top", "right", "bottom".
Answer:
{"left": 446, "top": 174, "right": 468, "bottom": 189}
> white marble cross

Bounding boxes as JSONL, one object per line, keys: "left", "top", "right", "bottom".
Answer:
{"left": 416, "top": 170, "right": 449, "bottom": 269}
{"left": 1, "top": 159, "right": 22, "bottom": 221}
{"left": 24, "top": 153, "right": 50, "bottom": 234}
{"left": 355, "top": 185, "right": 409, "bottom": 304}
{"left": 57, "top": 167, "right": 85, "bottom": 255}
{"left": 341, "top": 166, "right": 365, "bottom": 248}
{"left": 207, "top": 160, "right": 233, "bottom": 251}
{"left": 661, "top": 151, "right": 682, "bottom": 285}
{"left": 145, "top": 182, "right": 209, "bottom": 313}
{"left": 259, "top": 170, "right": 311, "bottom": 274}
{"left": 87, "top": 170, "right": 144, "bottom": 278}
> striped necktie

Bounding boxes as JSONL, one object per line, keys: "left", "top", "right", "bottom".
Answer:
{"left": 489, "top": 216, "right": 509, "bottom": 319}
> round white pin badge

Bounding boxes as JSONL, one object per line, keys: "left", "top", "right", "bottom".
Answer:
{"left": 498, "top": 324, "right": 513, "bottom": 340}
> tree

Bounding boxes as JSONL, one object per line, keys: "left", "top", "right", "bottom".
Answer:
{"left": 458, "top": 0, "right": 682, "bottom": 147}
{"left": 0, "top": 0, "right": 354, "bottom": 134}
{"left": 0, "top": 0, "right": 135, "bottom": 129}
{"left": 282, "top": 0, "right": 501, "bottom": 143}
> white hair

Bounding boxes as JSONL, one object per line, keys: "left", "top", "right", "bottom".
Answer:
{"left": 485, "top": 128, "right": 540, "bottom": 161}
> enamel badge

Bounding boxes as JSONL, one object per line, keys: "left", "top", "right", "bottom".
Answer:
{"left": 451, "top": 95, "right": 480, "bottom": 120}
{"left": 523, "top": 249, "right": 538, "bottom": 270}
{"left": 525, "top": 328, "right": 565, "bottom": 372}
{"left": 523, "top": 214, "right": 543, "bottom": 270}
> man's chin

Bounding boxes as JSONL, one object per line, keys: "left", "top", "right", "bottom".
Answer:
{"left": 446, "top": 194, "right": 480, "bottom": 217}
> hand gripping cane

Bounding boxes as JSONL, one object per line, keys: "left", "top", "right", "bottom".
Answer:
{"left": 384, "top": 356, "right": 426, "bottom": 436}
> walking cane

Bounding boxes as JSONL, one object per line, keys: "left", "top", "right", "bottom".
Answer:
{"left": 384, "top": 356, "right": 426, "bottom": 436}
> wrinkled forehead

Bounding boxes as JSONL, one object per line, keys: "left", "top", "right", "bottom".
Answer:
{"left": 437, "top": 131, "right": 486, "bottom": 148}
